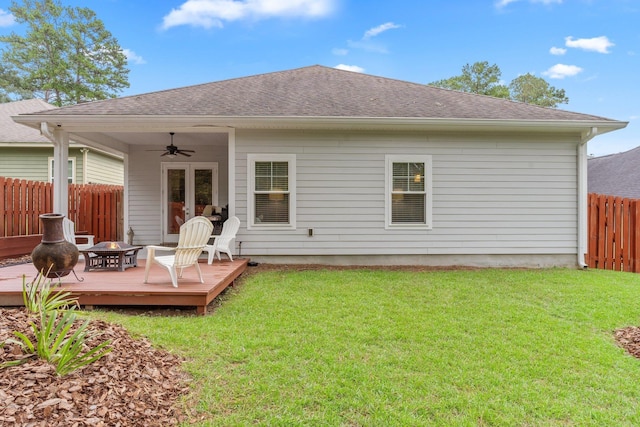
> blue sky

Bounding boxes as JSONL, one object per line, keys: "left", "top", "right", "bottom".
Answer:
{"left": 1, "top": 0, "right": 638, "bottom": 156}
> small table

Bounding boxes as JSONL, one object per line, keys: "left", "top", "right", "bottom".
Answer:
{"left": 80, "top": 242, "right": 143, "bottom": 272}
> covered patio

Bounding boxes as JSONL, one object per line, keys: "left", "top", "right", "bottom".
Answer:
{"left": 0, "top": 257, "right": 249, "bottom": 315}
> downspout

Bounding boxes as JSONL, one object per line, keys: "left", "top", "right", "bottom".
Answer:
{"left": 578, "top": 127, "right": 597, "bottom": 269}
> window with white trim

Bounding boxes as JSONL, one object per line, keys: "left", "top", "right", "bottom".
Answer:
{"left": 48, "top": 157, "right": 76, "bottom": 184}
{"left": 248, "top": 154, "right": 296, "bottom": 229}
{"left": 386, "top": 155, "right": 432, "bottom": 229}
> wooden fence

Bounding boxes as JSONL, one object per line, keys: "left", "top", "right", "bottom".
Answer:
{"left": 587, "top": 193, "right": 640, "bottom": 272}
{"left": 0, "top": 177, "right": 124, "bottom": 243}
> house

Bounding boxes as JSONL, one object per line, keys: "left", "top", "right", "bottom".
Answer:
{"left": 588, "top": 146, "right": 640, "bottom": 199}
{"left": 11, "top": 65, "right": 628, "bottom": 267}
{"left": 0, "top": 99, "right": 124, "bottom": 185}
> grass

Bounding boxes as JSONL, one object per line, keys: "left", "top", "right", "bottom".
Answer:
{"left": 92, "top": 267, "right": 640, "bottom": 426}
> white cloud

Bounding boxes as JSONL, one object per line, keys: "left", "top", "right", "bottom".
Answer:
{"left": 341, "top": 22, "right": 402, "bottom": 54}
{"left": 565, "top": 36, "right": 614, "bottom": 53}
{"left": 549, "top": 46, "right": 566, "bottom": 55}
{"left": 496, "top": 0, "right": 561, "bottom": 8}
{"left": 363, "top": 22, "right": 402, "bottom": 40}
{"left": 332, "top": 48, "right": 348, "bottom": 56}
{"left": 0, "top": 8, "right": 15, "bottom": 27}
{"left": 162, "top": 0, "right": 335, "bottom": 30}
{"left": 495, "top": 0, "right": 517, "bottom": 7}
{"left": 542, "top": 63, "right": 583, "bottom": 79}
{"left": 334, "top": 64, "right": 364, "bottom": 73}
{"left": 123, "top": 49, "right": 146, "bottom": 65}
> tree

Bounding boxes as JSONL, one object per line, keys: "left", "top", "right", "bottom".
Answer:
{"left": 0, "top": 62, "right": 33, "bottom": 102}
{"left": 509, "top": 73, "right": 568, "bottom": 107}
{"left": 430, "top": 61, "right": 568, "bottom": 108}
{"left": 429, "top": 61, "right": 510, "bottom": 99}
{"left": 0, "top": 0, "right": 129, "bottom": 106}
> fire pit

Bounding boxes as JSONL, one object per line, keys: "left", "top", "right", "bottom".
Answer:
{"left": 80, "top": 241, "right": 143, "bottom": 272}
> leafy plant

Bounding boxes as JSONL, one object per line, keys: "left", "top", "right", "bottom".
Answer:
{"left": 22, "top": 267, "right": 77, "bottom": 313}
{"left": 1, "top": 272, "right": 111, "bottom": 375}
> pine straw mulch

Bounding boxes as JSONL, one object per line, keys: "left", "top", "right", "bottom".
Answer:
{"left": 3, "top": 260, "right": 640, "bottom": 425}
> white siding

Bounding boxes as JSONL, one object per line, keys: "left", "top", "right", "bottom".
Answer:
{"left": 235, "top": 129, "right": 579, "bottom": 259}
{"left": 127, "top": 141, "right": 229, "bottom": 245}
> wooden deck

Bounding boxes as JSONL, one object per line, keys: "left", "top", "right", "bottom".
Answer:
{"left": 0, "top": 258, "right": 249, "bottom": 315}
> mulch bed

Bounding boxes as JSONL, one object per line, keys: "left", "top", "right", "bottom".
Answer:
{"left": 614, "top": 327, "right": 640, "bottom": 359}
{"left": 0, "top": 308, "right": 194, "bottom": 426}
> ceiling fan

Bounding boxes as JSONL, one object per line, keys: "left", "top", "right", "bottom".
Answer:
{"left": 150, "top": 132, "right": 195, "bottom": 157}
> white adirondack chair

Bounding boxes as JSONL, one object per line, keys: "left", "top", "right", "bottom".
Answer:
{"left": 144, "top": 216, "right": 213, "bottom": 288}
{"left": 204, "top": 216, "right": 240, "bottom": 264}
{"left": 62, "top": 217, "right": 95, "bottom": 251}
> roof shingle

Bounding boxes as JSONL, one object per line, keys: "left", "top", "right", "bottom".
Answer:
{"left": 589, "top": 146, "right": 640, "bottom": 198}
{"left": 0, "top": 99, "right": 55, "bottom": 142}
{"left": 26, "top": 65, "right": 615, "bottom": 122}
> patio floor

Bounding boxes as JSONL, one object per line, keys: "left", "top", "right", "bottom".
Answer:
{"left": 0, "top": 257, "right": 249, "bottom": 315}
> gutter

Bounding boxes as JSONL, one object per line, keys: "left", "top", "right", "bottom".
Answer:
{"left": 577, "top": 127, "right": 597, "bottom": 269}
{"left": 13, "top": 114, "right": 629, "bottom": 134}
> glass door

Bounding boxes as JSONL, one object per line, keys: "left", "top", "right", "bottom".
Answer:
{"left": 162, "top": 162, "right": 218, "bottom": 243}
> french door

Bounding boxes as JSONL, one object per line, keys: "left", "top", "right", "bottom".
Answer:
{"left": 162, "top": 162, "right": 218, "bottom": 243}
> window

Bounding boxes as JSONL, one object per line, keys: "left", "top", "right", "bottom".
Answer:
{"left": 248, "top": 154, "right": 296, "bottom": 229}
{"left": 48, "top": 158, "right": 76, "bottom": 184}
{"left": 386, "top": 155, "right": 432, "bottom": 229}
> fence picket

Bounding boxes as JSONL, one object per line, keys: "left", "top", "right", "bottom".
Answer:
{"left": 0, "top": 177, "right": 123, "bottom": 243}
{"left": 587, "top": 193, "right": 640, "bottom": 273}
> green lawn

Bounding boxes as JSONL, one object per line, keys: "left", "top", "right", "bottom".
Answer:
{"left": 93, "top": 268, "right": 640, "bottom": 426}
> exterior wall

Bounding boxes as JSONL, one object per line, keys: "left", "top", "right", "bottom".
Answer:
{"left": 85, "top": 150, "right": 124, "bottom": 185}
{"left": 0, "top": 146, "right": 123, "bottom": 185}
{"left": 127, "top": 140, "right": 229, "bottom": 245}
{"left": 235, "top": 129, "right": 580, "bottom": 266}
{"left": 0, "top": 147, "right": 51, "bottom": 181}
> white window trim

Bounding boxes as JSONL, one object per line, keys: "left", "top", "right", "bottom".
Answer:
{"left": 385, "top": 154, "right": 433, "bottom": 230}
{"left": 48, "top": 157, "right": 76, "bottom": 184}
{"left": 247, "top": 154, "right": 296, "bottom": 230}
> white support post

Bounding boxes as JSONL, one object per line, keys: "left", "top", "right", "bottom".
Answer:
{"left": 43, "top": 123, "right": 70, "bottom": 215}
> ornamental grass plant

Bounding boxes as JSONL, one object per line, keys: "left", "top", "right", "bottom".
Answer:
{"left": 93, "top": 268, "right": 640, "bottom": 426}
{"left": 1, "top": 272, "right": 111, "bottom": 376}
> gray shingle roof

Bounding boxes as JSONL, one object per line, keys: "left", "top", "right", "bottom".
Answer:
{"left": 0, "top": 99, "right": 55, "bottom": 142}
{"left": 25, "top": 65, "right": 616, "bottom": 122}
{"left": 588, "top": 146, "right": 640, "bottom": 199}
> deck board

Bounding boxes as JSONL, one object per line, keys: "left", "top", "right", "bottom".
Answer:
{"left": 0, "top": 258, "right": 248, "bottom": 315}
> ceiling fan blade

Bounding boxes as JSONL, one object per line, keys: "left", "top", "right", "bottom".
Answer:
{"left": 160, "top": 152, "right": 171, "bottom": 157}
{"left": 179, "top": 149, "right": 196, "bottom": 153}
{"left": 177, "top": 151, "right": 192, "bottom": 157}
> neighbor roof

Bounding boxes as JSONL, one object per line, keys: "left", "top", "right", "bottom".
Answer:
{"left": 588, "top": 146, "right": 640, "bottom": 199}
{"left": 0, "top": 99, "right": 55, "bottom": 143}
{"left": 16, "top": 65, "right": 622, "bottom": 123}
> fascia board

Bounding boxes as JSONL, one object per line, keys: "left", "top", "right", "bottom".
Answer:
{"left": 12, "top": 114, "right": 629, "bottom": 135}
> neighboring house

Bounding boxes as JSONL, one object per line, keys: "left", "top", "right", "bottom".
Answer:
{"left": 0, "top": 99, "right": 124, "bottom": 185}
{"left": 12, "top": 65, "right": 628, "bottom": 267}
{"left": 588, "top": 146, "right": 640, "bottom": 199}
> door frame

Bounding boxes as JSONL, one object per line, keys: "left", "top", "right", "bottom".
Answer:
{"left": 161, "top": 162, "right": 218, "bottom": 243}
